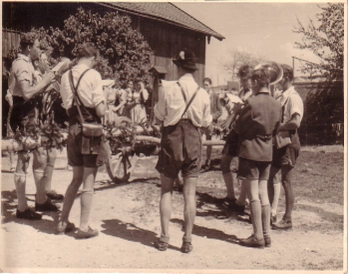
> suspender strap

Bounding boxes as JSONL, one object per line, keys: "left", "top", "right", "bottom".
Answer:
{"left": 281, "top": 97, "right": 289, "bottom": 123}
{"left": 177, "top": 82, "right": 200, "bottom": 119}
{"left": 68, "top": 69, "right": 91, "bottom": 123}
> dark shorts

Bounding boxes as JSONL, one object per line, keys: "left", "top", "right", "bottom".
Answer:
{"left": 10, "top": 96, "right": 38, "bottom": 133}
{"left": 67, "top": 123, "right": 98, "bottom": 168}
{"left": 221, "top": 130, "right": 239, "bottom": 157}
{"left": 272, "top": 132, "right": 300, "bottom": 169}
{"left": 238, "top": 157, "right": 271, "bottom": 181}
{"left": 156, "top": 119, "right": 202, "bottom": 179}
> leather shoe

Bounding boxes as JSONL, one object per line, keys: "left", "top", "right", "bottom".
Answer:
{"left": 16, "top": 208, "right": 42, "bottom": 220}
{"left": 239, "top": 235, "right": 265, "bottom": 248}
{"left": 272, "top": 219, "right": 292, "bottom": 230}
{"left": 154, "top": 239, "right": 169, "bottom": 251}
{"left": 35, "top": 198, "right": 60, "bottom": 212}
{"left": 264, "top": 235, "right": 271, "bottom": 247}
{"left": 57, "top": 221, "right": 76, "bottom": 235}
{"left": 223, "top": 199, "right": 245, "bottom": 215}
{"left": 181, "top": 242, "right": 193, "bottom": 253}
{"left": 46, "top": 190, "right": 64, "bottom": 201}
{"left": 75, "top": 227, "right": 99, "bottom": 239}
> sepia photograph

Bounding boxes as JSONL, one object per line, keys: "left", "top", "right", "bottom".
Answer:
{"left": 1, "top": 0, "right": 346, "bottom": 272}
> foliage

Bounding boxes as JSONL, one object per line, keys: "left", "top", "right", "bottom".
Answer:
{"left": 294, "top": 3, "right": 344, "bottom": 145}
{"left": 294, "top": 3, "right": 344, "bottom": 81}
{"left": 59, "top": 7, "right": 152, "bottom": 85}
{"left": 5, "top": 7, "right": 153, "bottom": 86}
{"left": 220, "top": 49, "right": 265, "bottom": 80}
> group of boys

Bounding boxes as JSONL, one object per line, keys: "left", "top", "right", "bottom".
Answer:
{"left": 7, "top": 32, "right": 303, "bottom": 251}
{"left": 154, "top": 50, "right": 303, "bottom": 251}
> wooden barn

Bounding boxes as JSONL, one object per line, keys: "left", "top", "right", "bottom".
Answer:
{"left": 2, "top": 2, "right": 224, "bottom": 84}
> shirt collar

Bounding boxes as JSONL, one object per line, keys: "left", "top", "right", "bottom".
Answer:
{"left": 280, "top": 86, "right": 295, "bottom": 105}
{"left": 258, "top": 87, "right": 270, "bottom": 94}
{"left": 179, "top": 73, "right": 195, "bottom": 82}
{"left": 17, "top": 53, "right": 30, "bottom": 62}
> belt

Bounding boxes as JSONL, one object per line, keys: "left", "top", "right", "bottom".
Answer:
{"left": 256, "top": 134, "right": 272, "bottom": 141}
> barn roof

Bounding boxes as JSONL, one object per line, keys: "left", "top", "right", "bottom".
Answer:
{"left": 98, "top": 2, "right": 225, "bottom": 41}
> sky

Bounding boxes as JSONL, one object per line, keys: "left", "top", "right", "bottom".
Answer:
{"left": 174, "top": 1, "right": 327, "bottom": 85}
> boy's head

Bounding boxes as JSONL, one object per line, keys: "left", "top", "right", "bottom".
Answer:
{"left": 20, "top": 32, "right": 41, "bottom": 60}
{"left": 238, "top": 65, "right": 253, "bottom": 90}
{"left": 251, "top": 67, "right": 270, "bottom": 93}
{"left": 276, "top": 64, "right": 293, "bottom": 91}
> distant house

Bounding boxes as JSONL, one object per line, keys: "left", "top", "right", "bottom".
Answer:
{"left": 2, "top": 2, "right": 224, "bottom": 84}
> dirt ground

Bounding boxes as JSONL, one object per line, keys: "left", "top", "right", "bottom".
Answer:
{"left": 0, "top": 145, "right": 345, "bottom": 273}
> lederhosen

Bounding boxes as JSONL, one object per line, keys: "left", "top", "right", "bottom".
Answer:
{"left": 155, "top": 83, "right": 201, "bottom": 179}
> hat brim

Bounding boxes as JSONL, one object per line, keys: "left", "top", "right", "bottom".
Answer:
{"left": 173, "top": 59, "right": 198, "bottom": 71}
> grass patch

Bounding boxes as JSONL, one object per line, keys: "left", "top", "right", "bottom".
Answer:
{"left": 294, "top": 151, "right": 344, "bottom": 205}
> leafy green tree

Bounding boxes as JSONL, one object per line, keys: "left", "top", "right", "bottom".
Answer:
{"left": 6, "top": 7, "right": 153, "bottom": 86}
{"left": 294, "top": 3, "right": 344, "bottom": 81}
{"left": 294, "top": 3, "right": 344, "bottom": 145}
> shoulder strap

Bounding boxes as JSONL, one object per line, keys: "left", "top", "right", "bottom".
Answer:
{"left": 68, "top": 69, "right": 91, "bottom": 123}
{"left": 281, "top": 97, "right": 289, "bottom": 123}
{"left": 177, "top": 82, "right": 187, "bottom": 102}
{"left": 177, "top": 82, "right": 200, "bottom": 119}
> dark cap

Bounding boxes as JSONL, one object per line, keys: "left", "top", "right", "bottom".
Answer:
{"left": 172, "top": 50, "right": 198, "bottom": 71}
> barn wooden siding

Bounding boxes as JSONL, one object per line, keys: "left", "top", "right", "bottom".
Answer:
{"left": 2, "top": 2, "right": 207, "bottom": 85}
{"left": 2, "top": 29, "right": 21, "bottom": 57}
{"left": 130, "top": 16, "right": 206, "bottom": 84}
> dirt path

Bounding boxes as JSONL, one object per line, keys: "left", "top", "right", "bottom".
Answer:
{"left": 1, "top": 146, "right": 345, "bottom": 272}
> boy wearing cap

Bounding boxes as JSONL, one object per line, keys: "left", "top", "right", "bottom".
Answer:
{"left": 154, "top": 50, "right": 212, "bottom": 253}
{"left": 269, "top": 64, "right": 303, "bottom": 230}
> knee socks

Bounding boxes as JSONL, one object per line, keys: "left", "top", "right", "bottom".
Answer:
{"left": 249, "top": 200, "right": 263, "bottom": 240}
{"left": 80, "top": 188, "right": 94, "bottom": 231}
{"left": 262, "top": 204, "right": 271, "bottom": 237}
{"left": 14, "top": 173, "right": 27, "bottom": 211}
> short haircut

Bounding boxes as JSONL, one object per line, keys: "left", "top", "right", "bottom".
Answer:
{"left": 251, "top": 67, "right": 270, "bottom": 87}
{"left": 203, "top": 77, "right": 212, "bottom": 85}
{"left": 237, "top": 65, "right": 253, "bottom": 79}
{"left": 20, "top": 32, "right": 38, "bottom": 49}
{"left": 77, "top": 42, "right": 98, "bottom": 59}
{"left": 281, "top": 64, "right": 294, "bottom": 81}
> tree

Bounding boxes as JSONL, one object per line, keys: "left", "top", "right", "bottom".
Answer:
{"left": 294, "top": 3, "right": 344, "bottom": 145}
{"left": 220, "top": 48, "right": 265, "bottom": 80}
{"left": 294, "top": 3, "right": 344, "bottom": 81}
{"left": 33, "top": 7, "right": 153, "bottom": 86}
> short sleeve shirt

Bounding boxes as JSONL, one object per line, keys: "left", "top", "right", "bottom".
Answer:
{"left": 154, "top": 73, "right": 212, "bottom": 128}
{"left": 10, "top": 54, "right": 35, "bottom": 97}
{"left": 60, "top": 64, "right": 104, "bottom": 110}
{"left": 279, "top": 86, "right": 304, "bottom": 124}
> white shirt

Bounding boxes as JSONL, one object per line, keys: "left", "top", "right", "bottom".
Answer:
{"left": 154, "top": 73, "right": 212, "bottom": 127}
{"left": 9, "top": 53, "right": 35, "bottom": 97}
{"left": 279, "top": 86, "right": 304, "bottom": 124}
{"left": 60, "top": 64, "right": 104, "bottom": 110}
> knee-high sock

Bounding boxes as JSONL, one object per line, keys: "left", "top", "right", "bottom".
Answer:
{"left": 80, "top": 189, "right": 94, "bottom": 231}
{"left": 262, "top": 204, "right": 271, "bottom": 237}
{"left": 33, "top": 170, "right": 47, "bottom": 204}
{"left": 250, "top": 200, "right": 263, "bottom": 240}
{"left": 44, "top": 163, "right": 55, "bottom": 193}
{"left": 14, "top": 173, "right": 28, "bottom": 211}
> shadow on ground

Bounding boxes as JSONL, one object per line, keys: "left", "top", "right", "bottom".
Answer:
{"left": 101, "top": 219, "right": 180, "bottom": 251}
{"left": 171, "top": 218, "right": 239, "bottom": 245}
